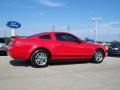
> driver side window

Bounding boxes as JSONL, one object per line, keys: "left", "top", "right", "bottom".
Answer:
{"left": 55, "top": 33, "right": 79, "bottom": 42}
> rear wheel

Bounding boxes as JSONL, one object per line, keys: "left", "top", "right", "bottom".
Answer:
{"left": 30, "top": 49, "right": 49, "bottom": 68}
{"left": 92, "top": 50, "right": 104, "bottom": 63}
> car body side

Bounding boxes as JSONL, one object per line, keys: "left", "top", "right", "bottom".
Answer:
{"left": 7, "top": 32, "right": 106, "bottom": 61}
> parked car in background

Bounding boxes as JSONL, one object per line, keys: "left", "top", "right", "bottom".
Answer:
{"left": 101, "top": 42, "right": 109, "bottom": 52}
{"left": 0, "top": 38, "right": 7, "bottom": 54}
{"left": 7, "top": 32, "right": 107, "bottom": 67}
{"left": 108, "top": 41, "right": 120, "bottom": 56}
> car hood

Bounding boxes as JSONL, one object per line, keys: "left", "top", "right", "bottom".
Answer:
{"left": 83, "top": 42, "right": 106, "bottom": 50}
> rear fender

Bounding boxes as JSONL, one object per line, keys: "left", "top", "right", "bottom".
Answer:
{"left": 27, "top": 46, "right": 51, "bottom": 60}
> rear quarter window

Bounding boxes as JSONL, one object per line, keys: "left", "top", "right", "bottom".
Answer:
{"left": 39, "top": 34, "right": 51, "bottom": 39}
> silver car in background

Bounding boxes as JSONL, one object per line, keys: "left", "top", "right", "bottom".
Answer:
{"left": 0, "top": 38, "right": 7, "bottom": 54}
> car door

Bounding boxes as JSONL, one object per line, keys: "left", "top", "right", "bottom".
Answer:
{"left": 53, "top": 33, "right": 84, "bottom": 60}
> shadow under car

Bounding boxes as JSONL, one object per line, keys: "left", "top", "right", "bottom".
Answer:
{"left": 10, "top": 60, "right": 90, "bottom": 67}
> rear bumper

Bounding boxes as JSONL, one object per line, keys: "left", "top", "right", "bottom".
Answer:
{"left": 7, "top": 47, "right": 29, "bottom": 61}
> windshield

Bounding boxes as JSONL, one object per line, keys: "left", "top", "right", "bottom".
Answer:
{"left": 110, "top": 42, "right": 120, "bottom": 47}
{"left": 0, "top": 38, "right": 5, "bottom": 43}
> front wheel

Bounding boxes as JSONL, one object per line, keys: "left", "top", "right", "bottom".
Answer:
{"left": 30, "top": 49, "right": 49, "bottom": 68}
{"left": 92, "top": 50, "right": 104, "bottom": 63}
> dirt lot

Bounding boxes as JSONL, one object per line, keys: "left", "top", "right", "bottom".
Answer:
{"left": 0, "top": 56, "right": 120, "bottom": 90}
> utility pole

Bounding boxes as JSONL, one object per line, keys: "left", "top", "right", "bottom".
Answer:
{"left": 67, "top": 25, "right": 70, "bottom": 32}
{"left": 4, "top": 29, "right": 7, "bottom": 37}
{"left": 91, "top": 17, "right": 102, "bottom": 43}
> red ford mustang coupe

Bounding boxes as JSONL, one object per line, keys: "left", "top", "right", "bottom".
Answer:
{"left": 7, "top": 32, "right": 106, "bottom": 67}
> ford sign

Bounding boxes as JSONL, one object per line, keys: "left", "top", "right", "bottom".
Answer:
{"left": 6, "top": 21, "right": 21, "bottom": 29}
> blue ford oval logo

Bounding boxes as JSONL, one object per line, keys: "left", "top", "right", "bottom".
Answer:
{"left": 6, "top": 21, "right": 21, "bottom": 29}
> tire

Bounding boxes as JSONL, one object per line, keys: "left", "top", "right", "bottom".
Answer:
{"left": 92, "top": 50, "right": 104, "bottom": 63}
{"left": 30, "top": 49, "right": 49, "bottom": 68}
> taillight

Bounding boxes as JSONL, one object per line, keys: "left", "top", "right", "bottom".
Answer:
{"left": 11, "top": 40, "right": 16, "bottom": 47}
{"left": 9, "top": 39, "right": 16, "bottom": 47}
{"left": 8, "top": 36, "right": 21, "bottom": 48}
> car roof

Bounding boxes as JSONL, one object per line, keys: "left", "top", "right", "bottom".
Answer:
{"left": 28, "top": 31, "right": 71, "bottom": 38}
